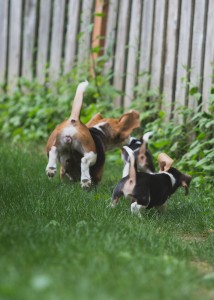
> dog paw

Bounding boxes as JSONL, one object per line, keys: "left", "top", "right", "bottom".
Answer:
{"left": 81, "top": 179, "right": 91, "bottom": 189}
{"left": 131, "top": 202, "right": 142, "bottom": 217}
{"left": 46, "top": 167, "right": 57, "bottom": 178}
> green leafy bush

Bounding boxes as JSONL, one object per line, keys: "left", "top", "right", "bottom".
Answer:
{"left": 131, "top": 82, "right": 214, "bottom": 186}
{"left": 0, "top": 66, "right": 213, "bottom": 186}
{"left": 0, "top": 70, "right": 120, "bottom": 142}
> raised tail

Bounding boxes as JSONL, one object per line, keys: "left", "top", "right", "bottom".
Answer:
{"left": 123, "top": 146, "right": 136, "bottom": 181}
{"left": 69, "top": 80, "right": 89, "bottom": 121}
{"left": 142, "top": 131, "right": 153, "bottom": 143}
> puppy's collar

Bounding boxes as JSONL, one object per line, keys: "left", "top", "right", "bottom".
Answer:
{"left": 161, "top": 171, "right": 176, "bottom": 187}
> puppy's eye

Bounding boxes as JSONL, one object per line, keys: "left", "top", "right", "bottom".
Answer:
{"left": 140, "top": 155, "right": 144, "bottom": 159}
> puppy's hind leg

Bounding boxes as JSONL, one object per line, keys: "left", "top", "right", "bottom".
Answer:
{"left": 46, "top": 146, "right": 58, "bottom": 177}
{"left": 81, "top": 151, "right": 97, "bottom": 188}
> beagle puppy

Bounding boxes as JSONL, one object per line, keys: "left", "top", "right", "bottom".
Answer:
{"left": 45, "top": 81, "right": 140, "bottom": 188}
{"left": 112, "top": 147, "right": 191, "bottom": 215}
{"left": 122, "top": 132, "right": 155, "bottom": 177}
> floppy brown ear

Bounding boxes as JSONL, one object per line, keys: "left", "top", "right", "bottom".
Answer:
{"left": 158, "top": 153, "right": 174, "bottom": 172}
{"left": 181, "top": 174, "right": 192, "bottom": 195}
{"left": 118, "top": 110, "right": 140, "bottom": 140}
{"left": 86, "top": 113, "right": 103, "bottom": 127}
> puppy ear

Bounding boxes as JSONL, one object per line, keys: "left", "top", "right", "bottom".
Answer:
{"left": 158, "top": 153, "right": 174, "bottom": 172}
{"left": 86, "top": 113, "right": 103, "bottom": 127}
{"left": 181, "top": 174, "right": 192, "bottom": 195}
{"left": 118, "top": 110, "right": 140, "bottom": 139}
{"left": 159, "top": 161, "right": 166, "bottom": 172}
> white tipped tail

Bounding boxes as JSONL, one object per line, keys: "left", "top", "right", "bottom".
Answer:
{"left": 70, "top": 80, "right": 89, "bottom": 121}
{"left": 123, "top": 146, "right": 136, "bottom": 180}
{"left": 143, "top": 131, "right": 153, "bottom": 143}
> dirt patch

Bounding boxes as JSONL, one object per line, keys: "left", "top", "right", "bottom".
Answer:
{"left": 191, "top": 260, "right": 214, "bottom": 274}
{"left": 180, "top": 233, "right": 207, "bottom": 243}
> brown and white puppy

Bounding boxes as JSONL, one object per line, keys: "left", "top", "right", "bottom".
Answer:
{"left": 122, "top": 132, "right": 155, "bottom": 177}
{"left": 45, "top": 81, "right": 140, "bottom": 188}
{"left": 111, "top": 147, "right": 191, "bottom": 215}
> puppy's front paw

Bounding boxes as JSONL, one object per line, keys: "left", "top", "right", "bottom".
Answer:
{"left": 81, "top": 179, "right": 91, "bottom": 189}
{"left": 46, "top": 167, "right": 57, "bottom": 178}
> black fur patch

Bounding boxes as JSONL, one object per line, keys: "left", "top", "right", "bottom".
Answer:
{"left": 89, "top": 127, "right": 106, "bottom": 183}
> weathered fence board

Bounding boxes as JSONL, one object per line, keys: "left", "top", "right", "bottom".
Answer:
{"left": 138, "top": 0, "right": 155, "bottom": 88}
{"left": 113, "top": 0, "right": 130, "bottom": 107}
{"left": 49, "top": 0, "right": 66, "bottom": 81}
{"left": 202, "top": 0, "right": 214, "bottom": 111}
{"left": 124, "top": 0, "right": 142, "bottom": 108}
{"left": 37, "top": 0, "right": 51, "bottom": 83}
{"left": 64, "top": 0, "right": 81, "bottom": 74}
{"left": 0, "top": 0, "right": 213, "bottom": 116}
{"left": 189, "top": 0, "right": 207, "bottom": 111}
{"left": 8, "top": 0, "right": 23, "bottom": 90}
{"left": 104, "top": 0, "right": 118, "bottom": 73}
{"left": 22, "top": 0, "right": 37, "bottom": 80}
{"left": 0, "top": 0, "right": 9, "bottom": 83}
{"left": 162, "top": 0, "right": 180, "bottom": 119}
{"left": 150, "top": 0, "right": 167, "bottom": 92}
{"left": 175, "top": 0, "right": 193, "bottom": 110}
{"left": 78, "top": 0, "right": 94, "bottom": 66}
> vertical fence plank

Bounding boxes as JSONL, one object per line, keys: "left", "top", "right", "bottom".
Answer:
{"left": 138, "top": 0, "right": 155, "bottom": 88}
{"left": 22, "top": 0, "right": 37, "bottom": 80}
{"left": 124, "top": 0, "right": 142, "bottom": 107}
{"left": 37, "top": 0, "right": 51, "bottom": 84}
{"left": 64, "top": 0, "right": 81, "bottom": 74}
{"left": 202, "top": 0, "right": 214, "bottom": 111}
{"left": 91, "top": 0, "right": 108, "bottom": 62}
{"left": 104, "top": 0, "right": 119, "bottom": 73}
{"left": 8, "top": 0, "right": 23, "bottom": 90}
{"left": 78, "top": 0, "right": 94, "bottom": 66}
{"left": 0, "top": 0, "right": 9, "bottom": 83}
{"left": 175, "top": 1, "right": 193, "bottom": 110}
{"left": 113, "top": 0, "right": 130, "bottom": 107}
{"left": 150, "top": 0, "right": 167, "bottom": 91}
{"left": 162, "top": 0, "right": 180, "bottom": 119}
{"left": 49, "top": 0, "right": 66, "bottom": 81}
{"left": 188, "top": 0, "right": 207, "bottom": 111}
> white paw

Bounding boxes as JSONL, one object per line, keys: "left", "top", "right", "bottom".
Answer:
{"left": 81, "top": 179, "right": 92, "bottom": 189}
{"left": 46, "top": 167, "right": 57, "bottom": 178}
{"left": 131, "top": 202, "right": 142, "bottom": 217}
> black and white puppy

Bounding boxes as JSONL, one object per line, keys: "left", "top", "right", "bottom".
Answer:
{"left": 122, "top": 132, "right": 155, "bottom": 177}
{"left": 112, "top": 146, "right": 191, "bottom": 215}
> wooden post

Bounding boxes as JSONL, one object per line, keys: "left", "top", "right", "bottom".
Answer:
{"left": 64, "top": 0, "right": 81, "bottom": 74}
{"left": 37, "top": 0, "right": 51, "bottom": 84}
{"left": 0, "top": 0, "right": 9, "bottom": 84}
{"left": 92, "top": 0, "right": 108, "bottom": 60}
{"left": 22, "top": 0, "right": 37, "bottom": 80}
{"left": 8, "top": 0, "right": 23, "bottom": 91}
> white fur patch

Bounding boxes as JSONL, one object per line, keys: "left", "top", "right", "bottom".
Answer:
{"left": 131, "top": 202, "right": 143, "bottom": 217}
{"left": 122, "top": 162, "right": 130, "bottom": 178}
{"left": 81, "top": 151, "right": 97, "bottom": 187}
{"left": 61, "top": 126, "right": 77, "bottom": 138}
{"left": 161, "top": 171, "right": 176, "bottom": 187}
{"left": 46, "top": 146, "right": 58, "bottom": 177}
{"left": 77, "top": 80, "right": 89, "bottom": 92}
{"left": 93, "top": 122, "right": 106, "bottom": 134}
{"left": 143, "top": 131, "right": 153, "bottom": 142}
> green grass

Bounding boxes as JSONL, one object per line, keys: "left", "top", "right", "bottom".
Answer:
{"left": 0, "top": 144, "right": 213, "bottom": 300}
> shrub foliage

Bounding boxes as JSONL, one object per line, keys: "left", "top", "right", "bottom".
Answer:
{"left": 0, "top": 63, "right": 213, "bottom": 186}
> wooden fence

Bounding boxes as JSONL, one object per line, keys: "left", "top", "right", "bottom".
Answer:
{"left": 0, "top": 0, "right": 214, "bottom": 118}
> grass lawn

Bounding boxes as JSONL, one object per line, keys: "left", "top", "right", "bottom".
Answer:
{"left": 0, "top": 144, "right": 213, "bottom": 300}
